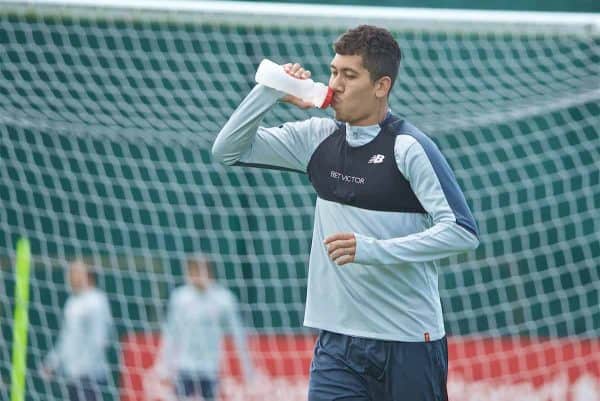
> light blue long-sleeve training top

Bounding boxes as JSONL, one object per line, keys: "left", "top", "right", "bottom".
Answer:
{"left": 155, "top": 284, "right": 253, "bottom": 379}
{"left": 212, "top": 84, "right": 479, "bottom": 342}
{"left": 45, "top": 288, "right": 113, "bottom": 379}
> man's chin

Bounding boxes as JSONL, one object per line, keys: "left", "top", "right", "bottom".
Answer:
{"left": 333, "top": 110, "right": 348, "bottom": 122}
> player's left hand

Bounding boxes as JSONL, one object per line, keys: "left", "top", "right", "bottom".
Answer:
{"left": 324, "top": 233, "right": 356, "bottom": 266}
{"left": 281, "top": 62, "right": 315, "bottom": 109}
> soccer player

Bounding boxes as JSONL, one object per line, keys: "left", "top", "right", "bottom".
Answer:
{"left": 41, "top": 260, "right": 113, "bottom": 401}
{"left": 152, "top": 254, "right": 253, "bottom": 401}
{"left": 212, "top": 25, "right": 479, "bottom": 401}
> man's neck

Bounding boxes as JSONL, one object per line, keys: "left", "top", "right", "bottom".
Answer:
{"left": 73, "top": 285, "right": 92, "bottom": 295}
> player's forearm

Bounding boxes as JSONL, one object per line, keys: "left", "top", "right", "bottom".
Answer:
{"left": 88, "top": 306, "right": 111, "bottom": 352}
{"left": 44, "top": 328, "right": 68, "bottom": 369}
{"left": 89, "top": 327, "right": 109, "bottom": 353}
{"left": 44, "top": 348, "right": 60, "bottom": 370}
{"left": 234, "top": 333, "right": 254, "bottom": 379}
{"left": 354, "top": 221, "right": 479, "bottom": 265}
{"left": 227, "top": 313, "right": 254, "bottom": 378}
{"left": 153, "top": 338, "right": 175, "bottom": 376}
{"left": 211, "top": 84, "right": 283, "bottom": 165}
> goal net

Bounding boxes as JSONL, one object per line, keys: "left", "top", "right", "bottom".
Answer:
{"left": 0, "top": 1, "right": 598, "bottom": 400}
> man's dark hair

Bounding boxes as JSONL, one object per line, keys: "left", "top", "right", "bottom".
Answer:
{"left": 333, "top": 25, "right": 402, "bottom": 91}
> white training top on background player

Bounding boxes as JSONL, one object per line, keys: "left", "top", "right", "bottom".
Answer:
{"left": 154, "top": 257, "right": 253, "bottom": 380}
{"left": 43, "top": 263, "right": 113, "bottom": 380}
{"left": 156, "top": 283, "right": 252, "bottom": 377}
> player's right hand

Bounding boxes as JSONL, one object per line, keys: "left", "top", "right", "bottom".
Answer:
{"left": 280, "top": 63, "right": 315, "bottom": 109}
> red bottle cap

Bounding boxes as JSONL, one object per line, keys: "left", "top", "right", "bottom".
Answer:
{"left": 320, "top": 86, "right": 334, "bottom": 109}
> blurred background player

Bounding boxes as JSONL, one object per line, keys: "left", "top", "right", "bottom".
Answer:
{"left": 152, "top": 254, "right": 253, "bottom": 401}
{"left": 40, "top": 259, "right": 113, "bottom": 401}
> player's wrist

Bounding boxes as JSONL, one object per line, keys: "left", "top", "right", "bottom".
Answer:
{"left": 352, "top": 233, "right": 376, "bottom": 265}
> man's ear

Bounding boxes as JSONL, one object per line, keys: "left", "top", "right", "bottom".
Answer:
{"left": 375, "top": 76, "right": 392, "bottom": 99}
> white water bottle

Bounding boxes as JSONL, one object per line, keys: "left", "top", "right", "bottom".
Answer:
{"left": 255, "top": 58, "right": 334, "bottom": 109}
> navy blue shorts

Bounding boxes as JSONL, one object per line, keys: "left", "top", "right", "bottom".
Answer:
{"left": 66, "top": 376, "right": 106, "bottom": 401}
{"left": 174, "top": 372, "right": 217, "bottom": 401}
{"left": 308, "top": 330, "right": 448, "bottom": 401}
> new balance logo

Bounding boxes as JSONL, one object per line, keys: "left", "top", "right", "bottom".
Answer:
{"left": 368, "top": 154, "right": 385, "bottom": 164}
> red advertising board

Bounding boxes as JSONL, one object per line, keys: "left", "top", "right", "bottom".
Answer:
{"left": 120, "top": 334, "right": 599, "bottom": 401}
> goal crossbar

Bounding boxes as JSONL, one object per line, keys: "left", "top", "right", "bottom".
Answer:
{"left": 1, "top": 0, "right": 599, "bottom": 34}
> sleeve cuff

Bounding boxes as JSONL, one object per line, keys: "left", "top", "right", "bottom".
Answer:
{"left": 255, "top": 84, "right": 286, "bottom": 101}
{"left": 353, "top": 233, "right": 377, "bottom": 265}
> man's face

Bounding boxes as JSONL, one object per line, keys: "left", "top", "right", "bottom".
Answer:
{"left": 68, "top": 261, "right": 88, "bottom": 293}
{"left": 328, "top": 54, "right": 380, "bottom": 125}
{"left": 187, "top": 260, "right": 211, "bottom": 290}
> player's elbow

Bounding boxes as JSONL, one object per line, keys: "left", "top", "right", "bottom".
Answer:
{"left": 454, "top": 222, "right": 480, "bottom": 252}
{"left": 211, "top": 138, "right": 238, "bottom": 166}
{"left": 466, "top": 232, "right": 480, "bottom": 251}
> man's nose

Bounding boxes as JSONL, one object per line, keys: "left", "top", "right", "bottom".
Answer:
{"left": 329, "top": 75, "right": 343, "bottom": 92}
